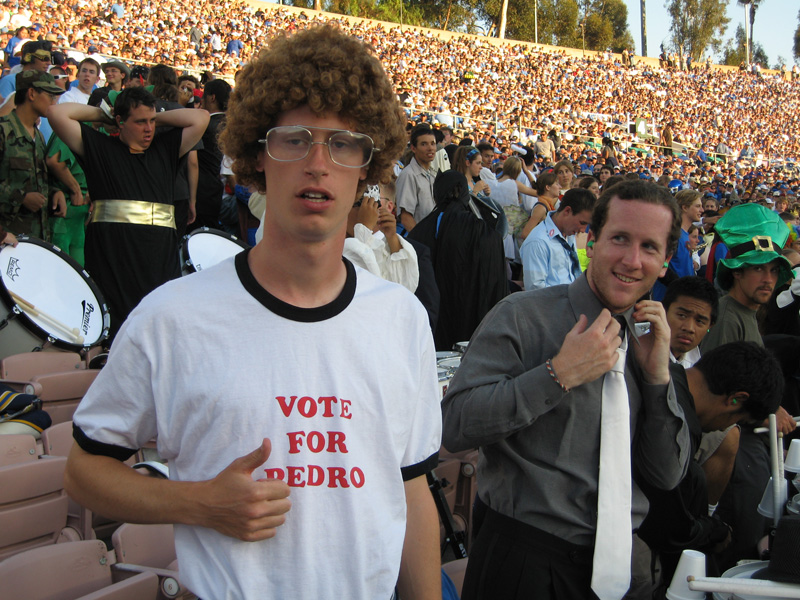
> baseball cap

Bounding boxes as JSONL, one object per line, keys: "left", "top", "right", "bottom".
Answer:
{"left": 15, "top": 70, "right": 64, "bottom": 95}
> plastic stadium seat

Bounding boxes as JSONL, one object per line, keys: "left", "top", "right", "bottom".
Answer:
{"left": 29, "top": 369, "right": 100, "bottom": 425}
{"left": 0, "top": 539, "right": 159, "bottom": 600}
{"left": 41, "top": 420, "right": 75, "bottom": 457}
{"left": 0, "top": 351, "right": 84, "bottom": 381}
{"left": 112, "top": 523, "right": 193, "bottom": 599}
{"left": 0, "top": 433, "right": 37, "bottom": 467}
{"left": 0, "top": 454, "right": 73, "bottom": 560}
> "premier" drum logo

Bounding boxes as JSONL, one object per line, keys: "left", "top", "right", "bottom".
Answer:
{"left": 5, "top": 257, "right": 19, "bottom": 281}
{"left": 81, "top": 300, "right": 94, "bottom": 336}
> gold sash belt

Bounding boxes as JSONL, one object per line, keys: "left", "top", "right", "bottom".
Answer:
{"left": 90, "top": 200, "right": 176, "bottom": 229}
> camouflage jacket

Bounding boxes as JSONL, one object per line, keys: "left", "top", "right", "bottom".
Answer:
{"left": 0, "top": 110, "right": 50, "bottom": 233}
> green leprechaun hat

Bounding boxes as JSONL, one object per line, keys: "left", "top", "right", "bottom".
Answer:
{"left": 716, "top": 203, "right": 793, "bottom": 287}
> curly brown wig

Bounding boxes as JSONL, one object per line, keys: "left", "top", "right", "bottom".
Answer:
{"left": 219, "top": 25, "right": 406, "bottom": 192}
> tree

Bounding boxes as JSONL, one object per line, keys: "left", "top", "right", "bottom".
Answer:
{"left": 582, "top": 0, "right": 635, "bottom": 52}
{"left": 721, "top": 23, "right": 767, "bottom": 67}
{"left": 666, "top": 0, "right": 730, "bottom": 61}
{"left": 795, "top": 9, "right": 800, "bottom": 62}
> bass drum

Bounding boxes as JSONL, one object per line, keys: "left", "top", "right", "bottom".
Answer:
{"left": 0, "top": 236, "right": 110, "bottom": 359}
{"left": 180, "top": 227, "right": 249, "bottom": 275}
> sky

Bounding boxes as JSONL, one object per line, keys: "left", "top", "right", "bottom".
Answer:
{"left": 622, "top": 0, "right": 797, "bottom": 67}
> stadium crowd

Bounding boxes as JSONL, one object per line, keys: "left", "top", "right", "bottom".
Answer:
{"left": 1, "top": 0, "right": 800, "bottom": 173}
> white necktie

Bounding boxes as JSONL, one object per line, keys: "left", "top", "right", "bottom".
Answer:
{"left": 591, "top": 333, "right": 632, "bottom": 600}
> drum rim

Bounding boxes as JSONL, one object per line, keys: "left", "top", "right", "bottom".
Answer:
{"left": 0, "top": 235, "right": 111, "bottom": 350}
{"left": 180, "top": 227, "right": 250, "bottom": 273}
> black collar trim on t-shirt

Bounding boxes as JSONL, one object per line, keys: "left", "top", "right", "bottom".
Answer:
{"left": 235, "top": 248, "right": 356, "bottom": 323}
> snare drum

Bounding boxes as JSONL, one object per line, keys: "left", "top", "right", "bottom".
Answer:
{"left": 436, "top": 356, "right": 461, "bottom": 400}
{"left": 180, "top": 228, "right": 249, "bottom": 275}
{"left": 0, "top": 236, "right": 110, "bottom": 358}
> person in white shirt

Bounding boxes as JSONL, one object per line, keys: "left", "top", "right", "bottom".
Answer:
{"left": 58, "top": 57, "right": 100, "bottom": 104}
{"left": 65, "top": 25, "right": 441, "bottom": 600}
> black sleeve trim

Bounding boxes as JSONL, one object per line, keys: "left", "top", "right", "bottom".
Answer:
{"left": 73, "top": 423, "right": 138, "bottom": 462}
{"left": 401, "top": 450, "right": 439, "bottom": 481}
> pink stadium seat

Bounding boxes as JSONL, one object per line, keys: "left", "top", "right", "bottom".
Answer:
{"left": 0, "top": 539, "right": 159, "bottom": 600}
{"left": 29, "top": 369, "right": 100, "bottom": 425}
{"left": 0, "top": 351, "right": 84, "bottom": 381}
{"left": 0, "top": 433, "right": 37, "bottom": 467}
{"left": 41, "top": 420, "right": 75, "bottom": 457}
{"left": 0, "top": 455, "right": 73, "bottom": 560}
{"left": 112, "top": 523, "right": 176, "bottom": 570}
{"left": 112, "top": 523, "right": 192, "bottom": 599}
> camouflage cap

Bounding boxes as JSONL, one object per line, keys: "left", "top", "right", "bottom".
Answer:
{"left": 16, "top": 70, "right": 64, "bottom": 95}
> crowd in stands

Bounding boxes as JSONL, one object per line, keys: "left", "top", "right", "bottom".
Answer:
{"left": 1, "top": 0, "right": 800, "bottom": 174}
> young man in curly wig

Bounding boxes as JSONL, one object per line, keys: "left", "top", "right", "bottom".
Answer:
{"left": 65, "top": 26, "right": 442, "bottom": 599}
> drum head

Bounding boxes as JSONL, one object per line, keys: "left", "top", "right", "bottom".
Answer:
{"left": 0, "top": 237, "right": 109, "bottom": 350}
{"left": 437, "top": 357, "right": 461, "bottom": 371}
{"left": 181, "top": 228, "right": 249, "bottom": 274}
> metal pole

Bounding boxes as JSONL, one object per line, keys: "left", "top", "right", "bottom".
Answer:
{"left": 640, "top": 0, "right": 647, "bottom": 57}
{"left": 534, "top": 0, "right": 538, "bottom": 44}
{"left": 744, "top": 1, "right": 750, "bottom": 67}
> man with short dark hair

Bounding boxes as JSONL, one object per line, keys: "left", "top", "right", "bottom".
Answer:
{"left": 58, "top": 57, "right": 100, "bottom": 104}
{"left": 48, "top": 85, "right": 208, "bottom": 339}
{"left": 396, "top": 123, "right": 437, "bottom": 232}
{"left": 0, "top": 70, "right": 66, "bottom": 238}
{"left": 520, "top": 187, "right": 594, "bottom": 290}
{"left": 663, "top": 276, "right": 718, "bottom": 368}
{"left": 443, "top": 180, "right": 690, "bottom": 600}
{"left": 638, "top": 342, "right": 784, "bottom": 590}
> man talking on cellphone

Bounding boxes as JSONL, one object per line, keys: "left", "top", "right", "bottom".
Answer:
{"left": 443, "top": 179, "right": 691, "bottom": 600}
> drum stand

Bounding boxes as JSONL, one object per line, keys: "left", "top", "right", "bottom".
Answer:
{"left": 427, "top": 470, "right": 468, "bottom": 560}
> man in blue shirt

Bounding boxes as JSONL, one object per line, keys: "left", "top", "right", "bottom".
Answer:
{"left": 520, "top": 187, "right": 594, "bottom": 290}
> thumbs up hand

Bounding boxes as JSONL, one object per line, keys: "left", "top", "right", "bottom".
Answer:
{"left": 196, "top": 438, "right": 292, "bottom": 541}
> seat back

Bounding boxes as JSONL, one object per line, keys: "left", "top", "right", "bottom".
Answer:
{"left": 112, "top": 523, "right": 177, "bottom": 570}
{"left": 30, "top": 369, "right": 100, "bottom": 425}
{"left": 0, "top": 539, "right": 158, "bottom": 600}
{"left": 0, "top": 351, "right": 84, "bottom": 380}
{"left": 0, "top": 433, "right": 37, "bottom": 466}
{"left": 41, "top": 420, "right": 75, "bottom": 457}
{"left": 0, "top": 456, "right": 69, "bottom": 560}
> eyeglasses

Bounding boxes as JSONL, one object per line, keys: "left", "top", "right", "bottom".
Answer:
{"left": 50, "top": 74, "right": 69, "bottom": 80}
{"left": 258, "top": 126, "right": 379, "bottom": 168}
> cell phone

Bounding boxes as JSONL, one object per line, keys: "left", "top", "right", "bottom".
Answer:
{"left": 634, "top": 322, "right": 651, "bottom": 338}
{"left": 375, "top": 199, "right": 381, "bottom": 209}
